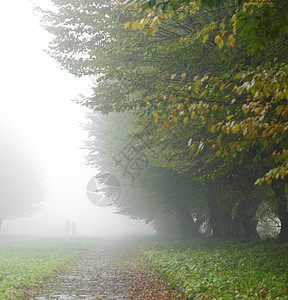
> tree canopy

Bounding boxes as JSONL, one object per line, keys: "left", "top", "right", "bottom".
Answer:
{"left": 38, "top": 0, "right": 288, "bottom": 241}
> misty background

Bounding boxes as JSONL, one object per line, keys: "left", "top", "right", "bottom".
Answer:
{"left": 0, "top": 0, "right": 154, "bottom": 237}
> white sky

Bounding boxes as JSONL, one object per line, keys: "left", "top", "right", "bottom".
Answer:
{"left": 0, "top": 0, "right": 153, "bottom": 236}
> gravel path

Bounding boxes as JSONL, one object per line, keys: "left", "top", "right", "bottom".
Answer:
{"left": 34, "top": 238, "right": 182, "bottom": 300}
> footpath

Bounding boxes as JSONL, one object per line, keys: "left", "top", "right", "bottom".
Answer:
{"left": 33, "top": 238, "right": 183, "bottom": 300}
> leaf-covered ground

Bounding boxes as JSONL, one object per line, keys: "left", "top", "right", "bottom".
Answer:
{"left": 0, "top": 236, "right": 182, "bottom": 299}
{"left": 1, "top": 236, "right": 287, "bottom": 299}
{"left": 141, "top": 238, "right": 288, "bottom": 299}
{"left": 34, "top": 238, "right": 182, "bottom": 299}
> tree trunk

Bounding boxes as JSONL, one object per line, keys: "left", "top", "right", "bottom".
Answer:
{"left": 175, "top": 204, "right": 200, "bottom": 238}
{"left": 153, "top": 211, "right": 181, "bottom": 238}
{"left": 271, "top": 180, "right": 288, "bottom": 242}
{"left": 232, "top": 198, "right": 260, "bottom": 240}
{"left": 205, "top": 181, "right": 232, "bottom": 239}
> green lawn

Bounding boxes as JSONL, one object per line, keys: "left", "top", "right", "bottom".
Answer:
{"left": 0, "top": 238, "right": 92, "bottom": 299}
{"left": 141, "top": 238, "right": 288, "bottom": 299}
{"left": 1, "top": 237, "right": 287, "bottom": 299}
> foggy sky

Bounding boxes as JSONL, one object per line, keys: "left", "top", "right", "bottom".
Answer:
{"left": 0, "top": 0, "right": 154, "bottom": 237}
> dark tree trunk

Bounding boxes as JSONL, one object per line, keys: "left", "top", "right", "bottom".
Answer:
{"left": 153, "top": 211, "right": 181, "bottom": 237}
{"left": 175, "top": 204, "right": 200, "bottom": 238}
{"left": 271, "top": 180, "right": 288, "bottom": 242}
{"left": 232, "top": 198, "right": 261, "bottom": 241}
{"left": 205, "top": 181, "right": 232, "bottom": 239}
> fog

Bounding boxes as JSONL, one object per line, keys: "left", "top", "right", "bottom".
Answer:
{"left": 0, "top": 0, "right": 154, "bottom": 237}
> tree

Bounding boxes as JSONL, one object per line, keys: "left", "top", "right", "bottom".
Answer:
{"left": 0, "top": 131, "right": 45, "bottom": 220}
{"left": 117, "top": 0, "right": 288, "bottom": 240}
{"left": 38, "top": 0, "right": 288, "bottom": 240}
{"left": 83, "top": 111, "right": 205, "bottom": 238}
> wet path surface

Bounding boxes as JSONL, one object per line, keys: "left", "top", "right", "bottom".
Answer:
{"left": 34, "top": 238, "right": 181, "bottom": 300}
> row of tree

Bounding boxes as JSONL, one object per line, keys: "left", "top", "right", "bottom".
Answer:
{"left": 38, "top": 0, "right": 288, "bottom": 241}
{"left": 0, "top": 130, "right": 45, "bottom": 221}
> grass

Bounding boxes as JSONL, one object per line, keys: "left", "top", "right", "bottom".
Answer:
{"left": 0, "top": 238, "right": 93, "bottom": 299}
{"left": 140, "top": 238, "right": 288, "bottom": 299}
{"left": 1, "top": 236, "right": 287, "bottom": 299}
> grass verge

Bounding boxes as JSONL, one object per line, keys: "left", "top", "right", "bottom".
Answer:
{"left": 140, "top": 238, "right": 288, "bottom": 299}
{"left": 0, "top": 238, "right": 93, "bottom": 299}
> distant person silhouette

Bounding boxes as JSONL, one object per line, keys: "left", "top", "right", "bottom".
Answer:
{"left": 64, "top": 220, "right": 70, "bottom": 236}
{"left": 71, "top": 221, "right": 77, "bottom": 236}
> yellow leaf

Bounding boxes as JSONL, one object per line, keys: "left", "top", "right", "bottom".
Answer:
{"left": 215, "top": 35, "right": 221, "bottom": 45}
{"left": 210, "top": 125, "right": 216, "bottom": 133}
{"left": 219, "top": 84, "right": 225, "bottom": 92}
{"left": 132, "top": 21, "right": 138, "bottom": 30}
{"left": 203, "top": 34, "right": 209, "bottom": 43}
{"left": 153, "top": 110, "right": 158, "bottom": 118}
{"left": 226, "top": 115, "right": 234, "bottom": 120}
{"left": 215, "top": 35, "right": 224, "bottom": 48}
{"left": 213, "top": 77, "right": 219, "bottom": 87}
{"left": 232, "top": 124, "right": 240, "bottom": 134}
{"left": 189, "top": 143, "right": 195, "bottom": 150}
{"left": 224, "top": 148, "right": 228, "bottom": 156}
{"left": 221, "top": 30, "right": 227, "bottom": 37}
{"left": 195, "top": 80, "right": 201, "bottom": 94}
{"left": 229, "top": 35, "right": 235, "bottom": 47}
{"left": 163, "top": 113, "right": 167, "bottom": 120}
{"left": 262, "top": 130, "right": 267, "bottom": 138}
{"left": 179, "top": 13, "right": 184, "bottom": 19}
{"left": 173, "top": 117, "right": 178, "bottom": 124}
{"left": 243, "top": 107, "right": 249, "bottom": 115}
{"left": 154, "top": 116, "right": 158, "bottom": 124}
{"left": 218, "top": 37, "right": 224, "bottom": 49}
{"left": 163, "top": 121, "right": 171, "bottom": 131}
{"left": 194, "top": 148, "right": 200, "bottom": 156}
{"left": 184, "top": 117, "right": 189, "bottom": 124}
{"left": 216, "top": 148, "right": 222, "bottom": 157}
